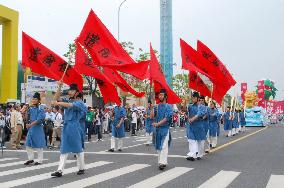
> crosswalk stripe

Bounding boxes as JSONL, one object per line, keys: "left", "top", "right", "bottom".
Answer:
{"left": 0, "top": 160, "right": 75, "bottom": 177}
{"left": 0, "top": 161, "right": 112, "bottom": 188}
{"left": 0, "top": 159, "right": 48, "bottom": 168}
{"left": 198, "top": 170, "right": 241, "bottom": 188}
{"left": 128, "top": 167, "right": 192, "bottom": 188}
{"left": 135, "top": 139, "right": 148, "bottom": 142}
{"left": 0, "top": 158, "right": 18, "bottom": 162}
{"left": 55, "top": 164, "right": 150, "bottom": 188}
{"left": 266, "top": 175, "right": 284, "bottom": 188}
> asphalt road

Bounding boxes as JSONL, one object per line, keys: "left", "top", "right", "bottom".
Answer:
{"left": 0, "top": 124, "right": 283, "bottom": 188}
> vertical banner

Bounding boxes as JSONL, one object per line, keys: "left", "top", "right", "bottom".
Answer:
{"left": 241, "top": 83, "right": 247, "bottom": 104}
{"left": 257, "top": 80, "right": 265, "bottom": 107}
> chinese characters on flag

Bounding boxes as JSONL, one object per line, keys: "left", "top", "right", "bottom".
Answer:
{"left": 22, "top": 32, "right": 83, "bottom": 91}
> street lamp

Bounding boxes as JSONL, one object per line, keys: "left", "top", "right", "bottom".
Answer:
{"left": 118, "top": 0, "right": 128, "bottom": 42}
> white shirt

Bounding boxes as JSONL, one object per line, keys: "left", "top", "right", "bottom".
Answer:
{"left": 131, "top": 112, "right": 137, "bottom": 124}
{"left": 45, "top": 112, "right": 55, "bottom": 122}
{"left": 54, "top": 112, "right": 63, "bottom": 128}
{"left": 0, "top": 116, "right": 5, "bottom": 128}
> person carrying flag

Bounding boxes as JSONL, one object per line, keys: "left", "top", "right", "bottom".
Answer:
{"left": 51, "top": 83, "right": 87, "bottom": 177}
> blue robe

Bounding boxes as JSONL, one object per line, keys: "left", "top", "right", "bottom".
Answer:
{"left": 209, "top": 108, "right": 219, "bottom": 137}
{"left": 203, "top": 106, "right": 210, "bottom": 137}
{"left": 145, "top": 108, "right": 154, "bottom": 134}
{"left": 187, "top": 103, "right": 206, "bottom": 141}
{"left": 153, "top": 104, "right": 173, "bottom": 151}
{"left": 239, "top": 112, "right": 246, "bottom": 126}
{"left": 26, "top": 105, "right": 46, "bottom": 148}
{"left": 79, "top": 104, "right": 87, "bottom": 149}
{"left": 232, "top": 112, "right": 239, "bottom": 128}
{"left": 112, "top": 106, "right": 126, "bottom": 138}
{"left": 223, "top": 112, "right": 232, "bottom": 130}
{"left": 60, "top": 100, "right": 86, "bottom": 154}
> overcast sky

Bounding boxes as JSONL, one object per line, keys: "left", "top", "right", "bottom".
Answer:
{"left": 1, "top": 0, "right": 284, "bottom": 99}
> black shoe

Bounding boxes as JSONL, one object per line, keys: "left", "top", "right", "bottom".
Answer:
{"left": 51, "top": 171, "right": 62, "bottom": 177}
{"left": 197, "top": 157, "right": 202, "bottom": 160}
{"left": 24, "top": 160, "right": 34, "bottom": 165}
{"left": 158, "top": 164, "right": 166, "bottom": 170}
{"left": 77, "top": 170, "right": 85, "bottom": 175}
{"left": 186, "top": 157, "right": 195, "bottom": 161}
{"left": 34, "top": 162, "right": 42, "bottom": 165}
{"left": 205, "top": 151, "right": 210, "bottom": 154}
{"left": 145, "top": 144, "right": 150, "bottom": 146}
{"left": 108, "top": 148, "right": 114, "bottom": 152}
{"left": 118, "top": 149, "right": 122, "bottom": 152}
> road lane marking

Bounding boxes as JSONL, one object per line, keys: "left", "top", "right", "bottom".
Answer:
{"left": 0, "top": 158, "right": 18, "bottom": 162}
{"left": 0, "top": 161, "right": 112, "bottom": 188}
{"left": 266, "top": 175, "right": 284, "bottom": 188}
{"left": 0, "top": 160, "right": 75, "bottom": 177}
{"left": 198, "top": 170, "right": 241, "bottom": 188}
{"left": 55, "top": 164, "right": 149, "bottom": 188}
{"left": 0, "top": 159, "right": 48, "bottom": 168}
{"left": 210, "top": 127, "right": 268, "bottom": 153}
{"left": 128, "top": 167, "right": 192, "bottom": 188}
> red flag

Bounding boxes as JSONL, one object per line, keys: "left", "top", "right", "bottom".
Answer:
{"left": 22, "top": 32, "right": 83, "bottom": 90}
{"left": 149, "top": 44, "right": 181, "bottom": 104}
{"left": 188, "top": 71, "right": 211, "bottom": 98}
{"left": 75, "top": 43, "right": 121, "bottom": 105}
{"left": 197, "top": 40, "right": 236, "bottom": 86}
{"left": 180, "top": 38, "right": 231, "bottom": 102}
{"left": 102, "top": 67, "right": 145, "bottom": 98}
{"left": 77, "top": 9, "right": 148, "bottom": 80}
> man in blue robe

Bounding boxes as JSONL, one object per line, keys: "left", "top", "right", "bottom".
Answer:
{"left": 223, "top": 106, "right": 233, "bottom": 137}
{"left": 145, "top": 100, "right": 154, "bottom": 146}
{"left": 151, "top": 89, "right": 173, "bottom": 170}
{"left": 108, "top": 104, "right": 126, "bottom": 152}
{"left": 208, "top": 101, "right": 219, "bottom": 148}
{"left": 186, "top": 92, "right": 207, "bottom": 161}
{"left": 24, "top": 92, "right": 46, "bottom": 165}
{"left": 232, "top": 110, "right": 239, "bottom": 136}
{"left": 51, "top": 83, "right": 87, "bottom": 177}
{"left": 239, "top": 108, "right": 246, "bottom": 132}
{"left": 199, "top": 96, "right": 210, "bottom": 154}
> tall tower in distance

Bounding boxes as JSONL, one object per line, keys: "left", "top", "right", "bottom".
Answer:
{"left": 160, "top": 0, "right": 173, "bottom": 87}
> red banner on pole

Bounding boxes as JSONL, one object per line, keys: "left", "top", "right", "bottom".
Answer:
{"left": 241, "top": 83, "right": 248, "bottom": 104}
{"left": 266, "top": 100, "right": 284, "bottom": 114}
{"left": 257, "top": 80, "right": 265, "bottom": 107}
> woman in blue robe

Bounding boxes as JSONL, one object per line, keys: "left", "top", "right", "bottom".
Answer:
{"left": 24, "top": 92, "right": 46, "bottom": 166}
{"left": 51, "top": 83, "right": 87, "bottom": 178}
